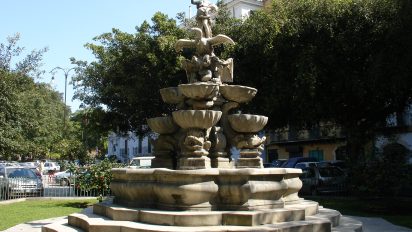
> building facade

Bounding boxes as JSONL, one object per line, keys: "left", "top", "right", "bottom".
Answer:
{"left": 107, "top": 132, "right": 153, "bottom": 163}
{"left": 265, "top": 124, "right": 346, "bottom": 163}
{"left": 223, "top": 0, "right": 268, "bottom": 19}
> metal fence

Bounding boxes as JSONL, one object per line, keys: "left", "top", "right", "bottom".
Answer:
{"left": 0, "top": 174, "right": 111, "bottom": 201}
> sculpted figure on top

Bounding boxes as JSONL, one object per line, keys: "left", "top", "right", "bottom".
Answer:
{"left": 175, "top": 2, "right": 234, "bottom": 84}
{"left": 191, "top": 0, "right": 218, "bottom": 38}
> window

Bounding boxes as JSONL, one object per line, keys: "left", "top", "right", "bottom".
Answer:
{"left": 309, "top": 150, "right": 324, "bottom": 161}
{"left": 138, "top": 136, "right": 143, "bottom": 154}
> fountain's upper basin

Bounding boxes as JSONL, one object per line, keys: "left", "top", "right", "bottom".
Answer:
{"left": 227, "top": 114, "right": 268, "bottom": 133}
{"left": 179, "top": 83, "right": 219, "bottom": 100}
{"left": 160, "top": 87, "right": 184, "bottom": 104}
{"left": 147, "top": 116, "right": 179, "bottom": 134}
{"left": 172, "top": 110, "right": 222, "bottom": 129}
{"left": 110, "top": 168, "right": 302, "bottom": 211}
{"left": 220, "top": 85, "right": 257, "bottom": 103}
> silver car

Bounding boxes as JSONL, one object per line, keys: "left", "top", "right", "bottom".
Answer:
{"left": 54, "top": 170, "right": 75, "bottom": 186}
{"left": 0, "top": 166, "right": 44, "bottom": 199}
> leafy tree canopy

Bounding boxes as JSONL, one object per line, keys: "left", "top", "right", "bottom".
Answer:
{"left": 72, "top": 12, "right": 188, "bottom": 135}
{"left": 0, "top": 35, "right": 81, "bottom": 161}
{"left": 231, "top": 0, "right": 412, "bottom": 160}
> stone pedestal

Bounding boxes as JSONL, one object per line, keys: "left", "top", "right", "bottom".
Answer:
{"left": 211, "top": 156, "right": 233, "bottom": 168}
{"left": 236, "top": 157, "right": 263, "bottom": 168}
{"left": 236, "top": 149, "right": 263, "bottom": 168}
{"left": 178, "top": 156, "right": 211, "bottom": 170}
{"left": 151, "top": 151, "right": 175, "bottom": 169}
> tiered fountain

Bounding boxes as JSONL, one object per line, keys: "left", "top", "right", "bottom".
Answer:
{"left": 43, "top": 1, "right": 362, "bottom": 231}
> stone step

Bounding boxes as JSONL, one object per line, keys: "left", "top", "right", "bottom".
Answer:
{"left": 61, "top": 212, "right": 333, "bottom": 232}
{"left": 307, "top": 208, "right": 341, "bottom": 227}
{"left": 93, "top": 200, "right": 320, "bottom": 227}
{"left": 42, "top": 222, "right": 84, "bottom": 232}
{"left": 42, "top": 200, "right": 363, "bottom": 232}
{"left": 332, "top": 216, "right": 363, "bottom": 232}
{"left": 285, "top": 200, "right": 320, "bottom": 216}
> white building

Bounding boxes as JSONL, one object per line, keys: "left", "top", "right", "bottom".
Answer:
{"left": 223, "top": 0, "right": 266, "bottom": 19}
{"left": 107, "top": 132, "right": 153, "bottom": 163}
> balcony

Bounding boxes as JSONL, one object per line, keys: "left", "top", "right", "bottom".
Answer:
{"left": 267, "top": 124, "right": 345, "bottom": 144}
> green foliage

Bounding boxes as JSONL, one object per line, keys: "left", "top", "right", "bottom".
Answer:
{"left": 349, "top": 144, "right": 412, "bottom": 197}
{"left": 0, "top": 35, "right": 87, "bottom": 161}
{"left": 231, "top": 0, "right": 412, "bottom": 161}
{"left": 72, "top": 12, "right": 188, "bottom": 135}
{"left": 0, "top": 33, "right": 48, "bottom": 79}
{"left": 75, "top": 159, "right": 125, "bottom": 195}
{"left": 71, "top": 108, "right": 109, "bottom": 157}
{"left": 0, "top": 70, "right": 66, "bottom": 160}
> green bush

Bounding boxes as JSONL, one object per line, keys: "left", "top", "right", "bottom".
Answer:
{"left": 348, "top": 146, "right": 412, "bottom": 197}
{"left": 74, "top": 159, "right": 125, "bottom": 196}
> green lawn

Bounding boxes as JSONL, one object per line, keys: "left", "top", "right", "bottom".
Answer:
{"left": 0, "top": 199, "right": 97, "bottom": 231}
{"left": 307, "top": 197, "right": 412, "bottom": 229}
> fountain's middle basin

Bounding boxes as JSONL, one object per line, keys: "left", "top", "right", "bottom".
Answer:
{"left": 110, "top": 168, "right": 302, "bottom": 211}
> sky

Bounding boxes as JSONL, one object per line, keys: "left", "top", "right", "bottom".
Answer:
{"left": 0, "top": 0, "right": 193, "bottom": 111}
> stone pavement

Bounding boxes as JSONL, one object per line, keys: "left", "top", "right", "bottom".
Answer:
{"left": 350, "top": 216, "right": 412, "bottom": 232}
{"left": 3, "top": 214, "right": 412, "bottom": 232}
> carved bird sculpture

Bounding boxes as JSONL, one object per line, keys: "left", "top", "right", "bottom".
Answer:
{"left": 175, "top": 28, "right": 235, "bottom": 56}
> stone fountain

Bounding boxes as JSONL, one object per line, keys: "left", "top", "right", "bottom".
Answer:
{"left": 43, "top": 1, "right": 362, "bottom": 231}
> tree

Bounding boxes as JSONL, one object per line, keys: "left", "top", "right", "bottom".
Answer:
{"left": 0, "top": 33, "right": 48, "bottom": 79}
{"left": 71, "top": 108, "right": 109, "bottom": 159}
{"left": 0, "top": 70, "right": 68, "bottom": 160}
{"left": 231, "top": 0, "right": 412, "bottom": 162}
{"left": 0, "top": 35, "right": 69, "bottom": 160}
{"left": 72, "top": 12, "right": 188, "bottom": 136}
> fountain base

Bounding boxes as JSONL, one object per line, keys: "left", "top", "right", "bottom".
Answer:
{"left": 42, "top": 199, "right": 363, "bottom": 232}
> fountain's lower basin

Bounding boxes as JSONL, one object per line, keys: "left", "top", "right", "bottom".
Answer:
{"left": 110, "top": 168, "right": 302, "bottom": 211}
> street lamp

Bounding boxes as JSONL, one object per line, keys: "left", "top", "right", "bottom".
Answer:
{"left": 50, "top": 67, "right": 75, "bottom": 129}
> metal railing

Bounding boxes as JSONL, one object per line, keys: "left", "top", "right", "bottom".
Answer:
{"left": 0, "top": 175, "right": 112, "bottom": 201}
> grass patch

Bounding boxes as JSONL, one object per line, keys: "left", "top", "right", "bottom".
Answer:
{"left": 307, "top": 197, "right": 412, "bottom": 229}
{"left": 0, "top": 199, "right": 97, "bottom": 230}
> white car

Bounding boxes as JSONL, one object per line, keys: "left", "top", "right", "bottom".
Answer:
{"left": 43, "top": 162, "right": 60, "bottom": 174}
{"left": 129, "top": 157, "right": 154, "bottom": 168}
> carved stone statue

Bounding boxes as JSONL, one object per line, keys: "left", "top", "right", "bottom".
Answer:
{"left": 191, "top": 0, "right": 218, "bottom": 38}
{"left": 176, "top": 28, "right": 234, "bottom": 83}
{"left": 175, "top": 28, "right": 234, "bottom": 57}
{"left": 181, "top": 128, "right": 211, "bottom": 156}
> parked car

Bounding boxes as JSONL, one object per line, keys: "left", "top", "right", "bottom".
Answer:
{"left": 299, "top": 166, "right": 346, "bottom": 196}
{"left": 54, "top": 170, "right": 75, "bottom": 186}
{"left": 129, "top": 156, "right": 154, "bottom": 168}
{"left": 0, "top": 166, "right": 44, "bottom": 199}
{"left": 281, "top": 157, "right": 318, "bottom": 168}
{"left": 317, "top": 160, "right": 348, "bottom": 172}
{"left": 43, "top": 162, "right": 60, "bottom": 174}
{"left": 295, "top": 162, "right": 318, "bottom": 169}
